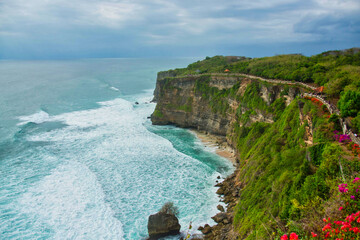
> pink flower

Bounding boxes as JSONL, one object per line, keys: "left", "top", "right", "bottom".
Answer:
{"left": 289, "top": 232, "right": 299, "bottom": 240}
{"left": 351, "top": 195, "right": 355, "bottom": 200}
{"left": 281, "top": 234, "right": 288, "bottom": 240}
{"left": 339, "top": 207, "right": 344, "bottom": 211}
{"left": 322, "top": 223, "right": 332, "bottom": 231}
{"left": 338, "top": 184, "right": 349, "bottom": 193}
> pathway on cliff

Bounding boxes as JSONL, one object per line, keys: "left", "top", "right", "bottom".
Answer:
{"left": 159, "top": 72, "right": 360, "bottom": 145}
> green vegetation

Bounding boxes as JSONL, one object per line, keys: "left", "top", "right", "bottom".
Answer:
{"left": 159, "top": 202, "right": 179, "bottom": 217}
{"left": 230, "top": 99, "right": 359, "bottom": 239}
{"left": 159, "top": 56, "right": 248, "bottom": 76}
{"left": 338, "top": 90, "right": 360, "bottom": 117}
{"left": 194, "top": 75, "right": 235, "bottom": 116}
{"left": 163, "top": 48, "right": 360, "bottom": 101}
{"left": 166, "top": 98, "right": 193, "bottom": 112}
{"left": 328, "top": 114, "right": 342, "bottom": 131}
{"left": 237, "top": 82, "right": 268, "bottom": 112}
{"left": 352, "top": 113, "right": 360, "bottom": 133}
{"left": 152, "top": 108, "right": 164, "bottom": 118}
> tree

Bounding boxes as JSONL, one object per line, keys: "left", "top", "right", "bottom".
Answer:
{"left": 352, "top": 112, "right": 360, "bottom": 133}
{"left": 338, "top": 90, "right": 360, "bottom": 117}
{"left": 159, "top": 202, "right": 179, "bottom": 217}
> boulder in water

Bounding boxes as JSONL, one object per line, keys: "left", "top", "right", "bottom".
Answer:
{"left": 147, "top": 212, "right": 181, "bottom": 239}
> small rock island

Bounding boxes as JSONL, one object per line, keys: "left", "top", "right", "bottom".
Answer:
{"left": 147, "top": 202, "right": 181, "bottom": 239}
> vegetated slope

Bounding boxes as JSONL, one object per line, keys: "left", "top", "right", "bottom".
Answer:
{"left": 230, "top": 98, "right": 360, "bottom": 239}
{"left": 151, "top": 49, "right": 360, "bottom": 239}
{"left": 162, "top": 48, "right": 360, "bottom": 98}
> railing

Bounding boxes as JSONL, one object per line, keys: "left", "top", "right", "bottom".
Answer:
{"left": 303, "top": 93, "right": 338, "bottom": 114}
{"left": 303, "top": 93, "right": 359, "bottom": 145}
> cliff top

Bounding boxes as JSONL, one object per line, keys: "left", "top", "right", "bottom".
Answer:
{"left": 159, "top": 48, "right": 360, "bottom": 100}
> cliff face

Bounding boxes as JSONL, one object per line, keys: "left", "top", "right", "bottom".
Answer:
{"left": 151, "top": 73, "right": 300, "bottom": 142}
{"left": 152, "top": 75, "right": 230, "bottom": 135}
{"left": 151, "top": 57, "right": 360, "bottom": 240}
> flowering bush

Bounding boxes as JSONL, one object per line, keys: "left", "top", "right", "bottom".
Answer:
{"left": 314, "top": 211, "right": 360, "bottom": 239}
{"left": 278, "top": 177, "right": 360, "bottom": 239}
{"left": 304, "top": 96, "right": 324, "bottom": 108}
{"left": 310, "top": 98, "right": 324, "bottom": 107}
{"left": 333, "top": 131, "right": 351, "bottom": 144}
{"left": 338, "top": 183, "right": 348, "bottom": 193}
{"left": 351, "top": 143, "right": 360, "bottom": 158}
{"left": 310, "top": 177, "right": 360, "bottom": 239}
{"left": 281, "top": 232, "right": 299, "bottom": 240}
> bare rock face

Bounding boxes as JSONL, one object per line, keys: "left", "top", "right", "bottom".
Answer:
{"left": 198, "top": 224, "right": 212, "bottom": 235}
{"left": 147, "top": 212, "right": 181, "bottom": 239}
{"left": 151, "top": 74, "right": 299, "bottom": 139}
{"left": 212, "top": 212, "right": 232, "bottom": 224}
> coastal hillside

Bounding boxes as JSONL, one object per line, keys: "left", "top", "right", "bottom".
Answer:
{"left": 151, "top": 49, "right": 360, "bottom": 239}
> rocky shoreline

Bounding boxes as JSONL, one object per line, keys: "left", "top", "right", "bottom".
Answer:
{"left": 195, "top": 169, "right": 241, "bottom": 240}
{"left": 192, "top": 130, "right": 240, "bottom": 240}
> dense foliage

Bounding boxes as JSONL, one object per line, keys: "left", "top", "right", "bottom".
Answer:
{"left": 282, "top": 177, "right": 360, "bottom": 239}
{"left": 163, "top": 48, "right": 360, "bottom": 100}
{"left": 338, "top": 90, "right": 360, "bottom": 117}
{"left": 229, "top": 89, "right": 360, "bottom": 239}
{"left": 352, "top": 113, "right": 360, "bottom": 133}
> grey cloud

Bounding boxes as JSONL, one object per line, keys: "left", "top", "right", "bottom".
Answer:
{"left": 0, "top": 0, "right": 359, "bottom": 59}
{"left": 294, "top": 14, "right": 360, "bottom": 40}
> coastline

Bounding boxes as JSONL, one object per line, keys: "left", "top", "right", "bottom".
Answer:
{"left": 190, "top": 129, "right": 237, "bottom": 166}
{"left": 190, "top": 130, "right": 239, "bottom": 239}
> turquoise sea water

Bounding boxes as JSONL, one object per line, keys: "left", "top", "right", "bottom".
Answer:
{"left": 0, "top": 59, "right": 234, "bottom": 239}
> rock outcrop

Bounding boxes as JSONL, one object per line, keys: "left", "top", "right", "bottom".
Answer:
{"left": 147, "top": 212, "right": 181, "bottom": 239}
{"left": 151, "top": 73, "right": 300, "bottom": 158}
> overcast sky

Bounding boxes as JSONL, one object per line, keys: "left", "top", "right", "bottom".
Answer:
{"left": 0, "top": 0, "right": 359, "bottom": 59}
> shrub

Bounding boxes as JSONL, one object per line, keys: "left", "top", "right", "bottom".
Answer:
{"left": 159, "top": 202, "right": 179, "bottom": 217}
{"left": 328, "top": 114, "right": 342, "bottom": 131}
{"left": 338, "top": 90, "right": 360, "bottom": 117}
{"left": 352, "top": 112, "right": 360, "bottom": 133}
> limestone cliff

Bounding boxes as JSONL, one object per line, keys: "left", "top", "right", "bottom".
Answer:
{"left": 151, "top": 73, "right": 300, "bottom": 151}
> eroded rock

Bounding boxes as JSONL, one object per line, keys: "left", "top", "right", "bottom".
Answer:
{"left": 147, "top": 212, "right": 181, "bottom": 239}
{"left": 217, "top": 205, "right": 225, "bottom": 212}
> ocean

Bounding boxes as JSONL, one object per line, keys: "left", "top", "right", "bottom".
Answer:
{"left": 0, "top": 58, "right": 234, "bottom": 239}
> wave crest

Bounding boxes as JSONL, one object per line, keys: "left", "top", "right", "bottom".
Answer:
{"left": 17, "top": 110, "right": 50, "bottom": 126}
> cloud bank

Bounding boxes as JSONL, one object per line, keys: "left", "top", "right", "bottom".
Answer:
{"left": 0, "top": 0, "right": 359, "bottom": 59}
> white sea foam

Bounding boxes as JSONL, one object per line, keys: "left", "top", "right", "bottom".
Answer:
{"left": 16, "top": 96, "right": 233, "bottom": 239}
{"left": 19, "top": 161, "right": 124, "bottom": 240}
{"left": 110, "top": 86, "right": 120, "bottom": 91}
{"left": 17, "top": 110, "right": 50, "bottom": 125}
